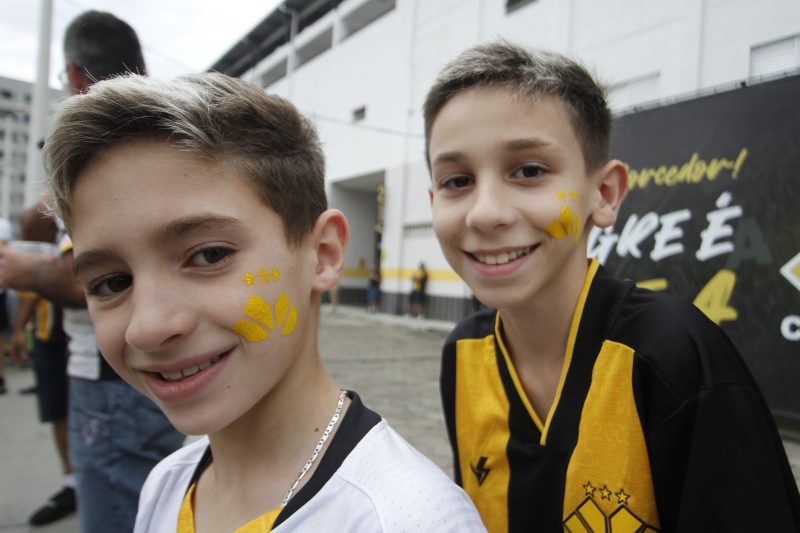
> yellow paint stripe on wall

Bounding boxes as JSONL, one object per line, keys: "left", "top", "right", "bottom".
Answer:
{"left": 342, "top": 267, "right": 462, "bottom": 282}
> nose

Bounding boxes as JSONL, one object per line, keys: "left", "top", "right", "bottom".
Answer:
{"left": 125, "top": 280, "right": 196, "bottom": 353}
{"left": 465, "top": 178, "right": 516, "bottom": 233}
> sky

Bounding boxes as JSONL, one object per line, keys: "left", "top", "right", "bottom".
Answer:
{"left": 0, "top": 0, "right": 282, "bottom": 88}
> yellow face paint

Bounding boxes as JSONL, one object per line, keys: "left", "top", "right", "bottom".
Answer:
{"left": 232, "top": 292, "right": 298, "bottom": 342}
{"left": 545, "top": 190, "right": 582, "bottom": 242}
{"left": 274, "top": 292, "right": 297, "bottom": 335}
{"left": 241, "top": 266, "right": 282, "bottom": 286}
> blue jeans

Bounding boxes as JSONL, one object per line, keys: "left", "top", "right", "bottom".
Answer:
{"left": 68, "top": 377, "right": 184, "bottom": 533}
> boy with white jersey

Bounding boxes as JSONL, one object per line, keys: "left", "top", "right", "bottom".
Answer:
{"left": 44, "top": 73, "right": 485, "bottom": 532}
{"left": 425, "top": 41, "right": 800, "bottom": 532}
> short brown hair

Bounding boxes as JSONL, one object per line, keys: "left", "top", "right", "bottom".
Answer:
{"left": 64, "top": 10, "right": 146, "bottom": 81}
{"left": 44, "top": 73, "right": 327, "bottom": 245}
{"left": 423, "top": 41, "right": 611, "bottom": 172}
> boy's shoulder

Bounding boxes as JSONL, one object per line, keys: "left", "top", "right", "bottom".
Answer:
{"left": 134, "top": 437, "right": 207, "bottom": 533}
{"left": 604, "top": 272, "right": 754, "bottom": 399}
{"left": 273, "top": 395, "right": 485, "bottom": 531}
{"left": 445, "top": 306, "right": 497, "bottom": 347}
{"left": 294, "top": 419, "right": 483, "bottom": 531}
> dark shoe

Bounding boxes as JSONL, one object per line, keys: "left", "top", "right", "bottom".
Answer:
{"left": 29, "top": 486, "right": 76, "bottom": 526}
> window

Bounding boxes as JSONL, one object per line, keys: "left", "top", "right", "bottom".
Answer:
{"left": 341, "top": 0, "right": 396, "bottom": 41}
{"left": 506, "top": 0, "right": 538, "bottom": 14}
{"left": 751, "top": 35, "right": 800, "bottom": 77}
{"left": 296, "top": 26, "right": 333, "bottom": 68}
{"left": 352, "top": 106, "right": 366, "bottom": 122}
{"left": 260, "top": 58, "right": 288, "bottom": 88}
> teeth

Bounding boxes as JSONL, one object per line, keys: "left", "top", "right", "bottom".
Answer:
{"left": 474, "top": 246, "right": 532, "bottom": 265}
{"left": 182, "top": 365, "right": 200, "bottom": 377}
{"left": 159, "top": 353, "right": 225, "bottom": 382}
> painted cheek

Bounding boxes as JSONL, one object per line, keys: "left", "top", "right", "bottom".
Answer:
{"left": 544, "top": 190, "right": 583, "bottom": 243}
{"left": 231, "top": 266, "right": 298, "bottom": 342}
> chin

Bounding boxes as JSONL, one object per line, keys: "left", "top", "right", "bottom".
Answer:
{"left": 167, "top": 414, "right": 224, "bottom": 438}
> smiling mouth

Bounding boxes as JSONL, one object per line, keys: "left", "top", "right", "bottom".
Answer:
{"left": 156, "top": 351, "right": 230, "bottom": 382}
{"left": 469, "top": 245, "right": 537, "bottom": 265}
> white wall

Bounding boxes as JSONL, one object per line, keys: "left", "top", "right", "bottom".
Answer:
{"left": 245, "top": 0, "right": 800, "bottom": 302}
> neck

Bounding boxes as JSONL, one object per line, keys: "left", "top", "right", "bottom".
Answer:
{"left": 500, "top": 257, "right": 590, "bottom": 370}
{"left": 208, "top": 361, "right": 341, "bottom": 485}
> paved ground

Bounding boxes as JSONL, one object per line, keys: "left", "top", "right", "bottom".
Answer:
{"left": 1, "top": 304, "right": 798, "bottom": 531}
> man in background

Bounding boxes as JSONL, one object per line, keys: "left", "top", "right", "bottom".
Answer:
{"left": 0, "top": 11, "right": 184, "bottom": 532}
{"left": 11, "top": 203, "right": 74, "bottom": 526}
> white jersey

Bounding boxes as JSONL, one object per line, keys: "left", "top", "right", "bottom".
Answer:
{"left": 134, "top": 393, "right": 486, "bottom": 532}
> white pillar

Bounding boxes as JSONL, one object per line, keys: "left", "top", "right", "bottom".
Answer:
{"left": 23, "top": 0, "right": 53, "bottom": 208}
{"left": 279, "top": 4, "right": 300, "bottom": 100}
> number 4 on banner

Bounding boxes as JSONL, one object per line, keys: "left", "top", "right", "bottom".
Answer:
{"left": 693, "top": 269, "right": 738, "bottom": 325}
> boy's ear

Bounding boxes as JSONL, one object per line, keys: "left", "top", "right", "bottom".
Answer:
{"left": 589, "top": 159, "right": 628, "bottom": 228}
{"left": 310, "top": 209, "right": 349, "bottom": 293}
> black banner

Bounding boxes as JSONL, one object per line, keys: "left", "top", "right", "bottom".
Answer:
{"left": 597, "top": 74, "right": 800, "bottom": 420}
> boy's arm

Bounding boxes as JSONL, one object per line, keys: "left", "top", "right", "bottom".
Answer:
{"left": 645, "top": 344, "right": 800, "bottom": 531}
{"left": 0, "top": 248, "right": 86, "bottom": 308}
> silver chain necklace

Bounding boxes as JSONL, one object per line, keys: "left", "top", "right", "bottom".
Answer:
{"left": 281, "top": 389, "right": 347, "bottom": 507}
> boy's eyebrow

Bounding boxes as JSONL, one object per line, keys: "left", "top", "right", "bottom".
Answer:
{"left": 148, "top": 214, "right": 244, "bottom": 243}
{"left": 72, "top": 214, "right": 244, "bottom": 278}
{"left": 73, "top": 248, "right": 121, "bottom": 279}
{"left": 431, "top": 151, "right": 466, "bottom": 166}
{"left": 504, "top": 138, "right": 552, "bottom": 152}
{"left": 431, "top": 138, "right": 553, "bottom": 166}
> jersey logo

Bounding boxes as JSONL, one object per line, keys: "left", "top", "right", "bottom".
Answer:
{"left": 563, "top": 482, "right": 659, "bottom": 532}
{"left": 470, "top": 456, "right": 491, "bottom": 486}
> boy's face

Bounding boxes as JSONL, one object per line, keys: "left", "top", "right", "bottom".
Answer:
{"left": 428, "top": 86, "right": 607, "bottom": 312}
{"left": 70, "top": 140, "right": 319, "bottom": 435}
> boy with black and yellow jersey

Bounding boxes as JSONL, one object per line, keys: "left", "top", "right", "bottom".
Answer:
{"left": 425, "top": 41, "right": 800, "bottom": 532}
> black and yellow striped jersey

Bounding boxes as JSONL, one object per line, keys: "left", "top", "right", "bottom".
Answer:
{"left": 35, "top": 297, "right": 65, "bottom": 344}
{"left": 15, "top": 292, "right": 65, "bottom": 345}
{"left": 441, "top": 260, "right": 800, "bottom": 532}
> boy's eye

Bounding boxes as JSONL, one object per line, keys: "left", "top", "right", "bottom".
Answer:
{"left": 88, "top": 274, "right": 132, "bottom": 296}
{"left": 440, "top": 175, "right": 474, "bottom": 190}
{"left": 512, "top": 164, "right": 545, "bottom": 180}
{"left": 189, "top": 247, "right": 232, "bottom": 267}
